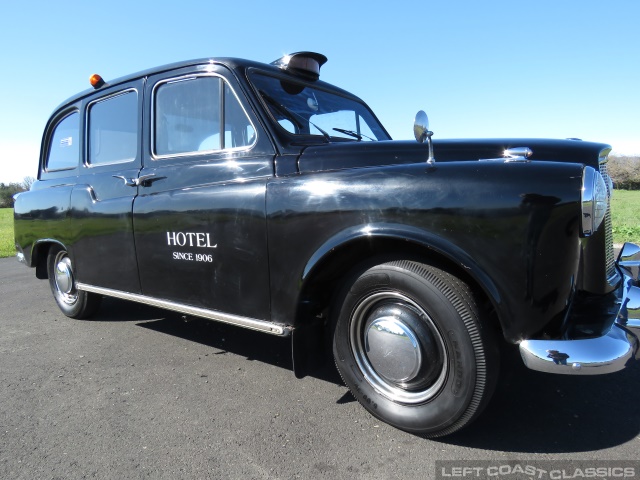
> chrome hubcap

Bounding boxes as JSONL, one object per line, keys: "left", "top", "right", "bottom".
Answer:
{"left": 350, "top": 292, "right": 447, "bottom": 404}
{"left": 55, "top": 258, "right": 73, "bottom": 294}
{"left": 365, "top": 312, "right": 422, "bottom": 384}
{"left": 52, "top": 251, "right": 78, "bottom": 305}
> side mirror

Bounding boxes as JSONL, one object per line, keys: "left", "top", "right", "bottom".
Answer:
{"left": 413, "top": 110, "right": 430, "bottom": 144}
{"left": 413, "top": 110, "right": 435, "bottom": 164}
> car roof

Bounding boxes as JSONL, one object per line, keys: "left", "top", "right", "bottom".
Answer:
{"left": 51, "top": 56, "right": 359, "bottom": 114}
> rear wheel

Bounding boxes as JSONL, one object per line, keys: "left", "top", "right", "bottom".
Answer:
{"left": 47, "top": 246, "right": 101, "bottom": 319}
{"left": 333, "top": 260, "right": 498, "bottom": 437}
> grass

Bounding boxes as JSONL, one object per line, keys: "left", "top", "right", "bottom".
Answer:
{"left": 611, "top": 190, "right": 640, "bottom": 244}
{"left": 0, "top": 209, "right": 14, "bottom": 258}
{"left": 1, "top": 192, "right": 639, "bottom": 259}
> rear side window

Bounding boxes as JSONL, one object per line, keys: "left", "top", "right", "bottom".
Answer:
{"left": 88, "top": 91, "right": 138, "bottom": 165}
{"left": 46, "top": 112, "right": 79, "bottom": 171}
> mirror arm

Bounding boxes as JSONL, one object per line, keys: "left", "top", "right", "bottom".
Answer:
{"left": 425, "top": 130, "right": 435, "bottom": 165}
{"left": 414, "top": 110, "right": 436, "bottom": 165}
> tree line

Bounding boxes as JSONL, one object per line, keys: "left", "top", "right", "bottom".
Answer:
{"left": 0, "top": 177, "right": 35, "bottom": 208}
{"left": 607, "top": 155, "right": 640, "bottom": 190}
{"left": 1, "top": 155, "right": 638, "bottom": 208}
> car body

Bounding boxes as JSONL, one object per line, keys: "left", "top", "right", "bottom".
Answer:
{"left": 14, "top": 52, "right": 640, "bottom": 436}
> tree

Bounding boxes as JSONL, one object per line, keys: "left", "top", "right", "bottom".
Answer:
{"left": 22, "top": 176, "right": 36, "bottom": 190}
{"left": 608, "top": 155, "right": 640, "bottom": 190}
{"left": 0, "top": 182, "right": 26, "bottom": 208}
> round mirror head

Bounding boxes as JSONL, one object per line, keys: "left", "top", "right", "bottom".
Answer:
{"left": 414, "top": 110, "right": 430, "bottom": 143}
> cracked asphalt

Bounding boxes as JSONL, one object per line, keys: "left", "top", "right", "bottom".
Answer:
{"left": 1, "top": 257, "right": 639, "bottom": 479}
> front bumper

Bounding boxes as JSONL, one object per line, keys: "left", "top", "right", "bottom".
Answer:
{"left": 520, "top": 242, "right": 640, "bottom": 375}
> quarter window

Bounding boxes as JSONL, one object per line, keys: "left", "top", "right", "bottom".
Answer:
{"left": 46, "top": 112, "right": 79, "bottom": 171}
{"left": 88, "top": 91, "right": 138, "bottom": 165}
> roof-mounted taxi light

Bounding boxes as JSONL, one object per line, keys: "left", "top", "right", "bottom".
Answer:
{"left": 89, "top": 74, "right": 105, "bottom": 89}
{"left": 270, "top": 52, "right": 327, "bottom": 81}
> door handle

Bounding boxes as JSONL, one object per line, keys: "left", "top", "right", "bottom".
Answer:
{"left": 136, "top": 174, "right": 165, "bottom": 186}
{"left": 112, "top": 174, "right": 164, "bottom": 187}
{"left": 112, "top": 175, "right": 137, "bottom": 187}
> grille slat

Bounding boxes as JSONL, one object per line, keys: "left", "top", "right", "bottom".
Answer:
{"left": 599, "top": 160, "right": 616, "bottom": 280}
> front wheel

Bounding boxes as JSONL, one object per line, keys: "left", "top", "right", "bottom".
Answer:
{"left": 47, "top": 246, "right": 101, "bottom": 319}
{"left": 333, "top": 260, "right": 498, "bottom": 437}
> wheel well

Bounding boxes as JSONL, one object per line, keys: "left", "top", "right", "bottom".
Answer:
{"left": 33, "top": 242, "right": 55, "bottom": 279}
{"left": 292, "top": 237, "right": 503, "bottom": 377}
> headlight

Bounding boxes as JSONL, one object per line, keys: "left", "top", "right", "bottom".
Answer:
{"left": 581, "top": 166, "right": 608, "bottom": 237}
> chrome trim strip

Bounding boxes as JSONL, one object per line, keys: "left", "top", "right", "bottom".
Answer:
{"left": 76, "top": 283, "right": 288, "bottom": 336}
{"left": 519, "top": 242, "right": 640, "bottom": 374}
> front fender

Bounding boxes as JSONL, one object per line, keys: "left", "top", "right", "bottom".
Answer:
{"left": 302, "top": 222, "right": 501, "bottom": 306}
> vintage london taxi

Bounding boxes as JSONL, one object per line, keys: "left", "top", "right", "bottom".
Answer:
{"left": 13, "top": 52, "right": 640, "bottom": 437}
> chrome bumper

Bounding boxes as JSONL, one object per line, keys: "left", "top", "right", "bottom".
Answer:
{"left": 520, "top": 242, "right": 640, "bottom": 375}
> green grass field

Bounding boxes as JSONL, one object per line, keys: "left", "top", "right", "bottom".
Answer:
{"left": 1, "top": 193, "right": 639, "bottom": 259}
{"left": 611, "top": 190, "right": 640, "bottom": 244}
{"left": 0, "top": 209, "right": 14, "bottom": 258}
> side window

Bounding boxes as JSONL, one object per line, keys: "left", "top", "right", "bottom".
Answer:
{"left": 155, "top": 76, "right": 221, "bottom": 156}
{"left": 154, "top": 75, "right": 256, "bottom": 157}
{"left": 46, "top": 112, "right": 79, "bottom": 171}
{"left": 88, "top": 91, "right": 138, "bottom": 165}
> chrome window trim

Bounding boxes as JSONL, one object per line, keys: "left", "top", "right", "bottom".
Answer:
{"left": 85, "top": 88, "right": 139, "bottom": 168}
{"left": 76, "top": 283, "right": 288, "bottom": 336}
{"left": 151, "top": 73, "right": 258, "bottom": 161}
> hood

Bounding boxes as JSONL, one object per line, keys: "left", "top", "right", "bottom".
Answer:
{"left": 297, "top": 138, "right": 611, "bottom": 174}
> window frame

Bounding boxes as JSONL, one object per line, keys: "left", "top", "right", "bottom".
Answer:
{"left": 44, "top": 109, "right": 81, "bottom": 173}
{"left": 151, "top": 73, "right": 258, "bottom": 161}
{"left": 85, "top": 88, "right": 140, "bottom": 168}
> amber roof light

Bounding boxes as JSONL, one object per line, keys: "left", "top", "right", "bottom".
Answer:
{"left": 89, "top": 74, "right": 105, "bottom": 89}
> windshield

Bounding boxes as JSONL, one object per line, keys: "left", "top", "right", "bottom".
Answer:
{"left": 249, "top": 72, "right": 390, "bottom": 142}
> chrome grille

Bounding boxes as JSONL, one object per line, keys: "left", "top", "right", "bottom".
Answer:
{"left": 599, "top": 159, "right": 616, "bottom": 280}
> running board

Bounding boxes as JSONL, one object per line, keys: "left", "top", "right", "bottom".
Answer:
{"left": 76, "top": 283, "right": 289, "bottom": 336}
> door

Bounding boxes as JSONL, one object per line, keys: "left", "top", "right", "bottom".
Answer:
{"left": 132, "top": 65, "right": 276, "bottom": 320}
{"left": 70, "top": 80, "right": 143, "bottom": 293}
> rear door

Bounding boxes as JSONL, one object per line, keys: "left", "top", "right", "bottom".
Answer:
{"left": 132, "top": 65, "right": 275, "bottom": 319}
{"left": 70, "top": 80, "right": 143, "bottom": 293}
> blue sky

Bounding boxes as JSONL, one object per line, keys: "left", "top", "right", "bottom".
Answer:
{"left": 1, "top": 0, "right": 638, "bottom": 183}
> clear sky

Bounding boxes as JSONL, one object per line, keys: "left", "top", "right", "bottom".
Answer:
{"left": 1, "top": 0, "right": 638, "bottom": 183}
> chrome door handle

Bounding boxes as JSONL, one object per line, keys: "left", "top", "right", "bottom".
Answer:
{"left": 136, "top": 174, "right": 164, "bottom": 186}
{"left": 112, "top": 175, "right": 137, "bottom": 187}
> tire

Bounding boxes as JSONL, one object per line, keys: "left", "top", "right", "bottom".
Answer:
{"left": 47, "top": 245, "right": 101, "bottom": 319}
{"left": 332, "top": 260, "right": 498, "bottom": 437}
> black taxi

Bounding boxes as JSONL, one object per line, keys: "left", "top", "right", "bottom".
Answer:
{"left": 14, "top": 52, "right": 640, "bottom": 437}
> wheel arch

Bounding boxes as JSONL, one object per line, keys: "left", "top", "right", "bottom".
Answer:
{"left": 31, "top": 239, "right": 68, "bottom": 279}
{"left": 291, "top": 224, "right": 504, "bottom": 378}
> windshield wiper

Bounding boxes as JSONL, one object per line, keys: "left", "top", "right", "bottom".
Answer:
{"left": 332, "top": 128, "right": 375, "bottom": 142}
{"left": 259, "top": 90, "right": 330, "bottom": 142}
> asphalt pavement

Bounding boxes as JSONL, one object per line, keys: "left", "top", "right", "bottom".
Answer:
{"left": 1, "top": 257, "right": 639, "bottom": 479}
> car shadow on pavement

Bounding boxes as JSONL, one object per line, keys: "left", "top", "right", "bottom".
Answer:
{"left": 90, "top": 297, "right": 169, "bottom": 322}
{"left": 95, "top": 297, "right": 639, "bottom": 452}
{"left": 437, "top": 345, "right": 640, "bottom": 453}
{"left": 95, "top": 297, "right": 345, "bottom": 384}
{"left": 134, "top": 307, "right": 295, "bottom": 372}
